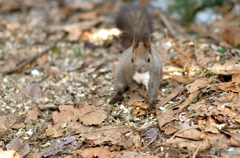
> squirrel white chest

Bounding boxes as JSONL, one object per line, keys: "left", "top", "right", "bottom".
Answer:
{"left": 133, "top": 71, "right": 150, "bottom": 90}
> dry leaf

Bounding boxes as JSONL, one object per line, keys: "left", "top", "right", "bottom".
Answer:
{"left": 66, "top": 2, "right": 95, "bottom": 11}
{"left": 78, "top": 11, "right": 102, "bottom": 20}
{"left": 36, "top": 54, "right": 48, "bottom": 66}
{"left": 13, "top": 83, "right": 42, "bottom": 101}
{"left": 46, "top": 124, "right": 62, "bottom": 138}
{"left": 131, "top": 109, "right": 146, "bottom": 116}
{"left": 186, "top": 78, "right": 210, "bottom": 93}
{"left": 0, "top": 150, "right": 21, "bottom": 158}
{"left": 11, "top": 123, "right": 25, "bottom": 130}
{"left": 42, "top": 137, "right": 81, "bottom": 157}
{"left": 6, "top": 137, "right": 30, "bottom": 158}
{"left": 26, "top": 107, "right": 39, "bottom": 124}
{"left": 74, "top": 147, "right": 122, "bottom": 158}
{"left": 79, "top": 109, "right": 107, "bottom": 125}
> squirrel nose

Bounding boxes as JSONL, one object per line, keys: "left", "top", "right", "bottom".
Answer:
{"left": 137, "top": 68, "right": 142, "bottom": 73}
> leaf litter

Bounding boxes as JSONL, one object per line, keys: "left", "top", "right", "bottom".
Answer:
{"left": 0, "top": 0, "right": 240, "bottom": 157}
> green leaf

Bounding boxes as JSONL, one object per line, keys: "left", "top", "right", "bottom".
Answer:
{"left": 238, "top": 24, "right": 240, "bottom": 27}
{"left": 217, "top": 48, "right": 227, "bottom": 54}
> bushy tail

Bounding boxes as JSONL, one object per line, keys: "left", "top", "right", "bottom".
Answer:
{"left": 115, "top": 6, "right": 153, "bottom": 48}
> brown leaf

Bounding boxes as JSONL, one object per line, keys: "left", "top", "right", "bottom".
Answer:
{"left": 0, "top": 150, "right": 21, "bottom": 158}
{"left": 79, "top": 109, "right": 107, "bottom": 125}
{"left": 168, "top": 137, "right": 211, "bottom": 152}
{"left": 79, "top": 126, "right": 132, "bottom": 148}
{"left": 52, "top": 105, "right": 78, "bottom": 124}
{"left": 0, "top": 59, "right": 16, "bottom": 73}
{"left": 217, "top": 82, "right": 239, "bottom": 92}
{"left": 206, "top": 133, "right": 229, "bottom": 150}
{"left": 230, "top": 133, "right": 240, "bottom": 147}
{"left": 11, "top": 123, "right": 25, "bottom": 130}
{"left": 6, "top": 137, "right": 30, "bottom": 158}
{"left": 172, "top": 75, "right": 193, "bottom": 85}
{"left": 46, "top": 124, "right": 62, "bottom": 137}
{"left": 66, "top": 2, "right": 95, "bottom": 11}
{"left": 74, "top": 147, "right": 123, "bottom": 158}
{"left": 78, "top": 11, "right": 102, "bottom": 20}
{"left": 0, "top": 0, "right": 20, "bottom": 13}
{"left": 26, "top": 107, "right": 39, "bottom": 124}
{"left": 131, "top": 109, "right": 146, "bottom": 116}
{"left": 173, "top": 123, "right": 202, "bottom": 140}
{"left": 42, "top": 136, "right": 81, "bottom": 157}
{"left": 13, "top": 83, "right": 42, "bottom": 101}
{"left": 128, "top": 92, "right": 142, "bottom": 106}
{"left": 186, "top": 78, "right": 210, "bottom": 93}
{"left": 62, "top": 19, "right": 102, "bottom": 41}
{"left": 36, "top": 54, "right": 48, "bottom": 66}
{"left": 221, "top": 28, "right": 236, "bottom": 47}
{"left": 0, "top": 113, "right": 23, "bottom": 133}
{"left": 38, "top": 103, "right": 58, "bottom": 110}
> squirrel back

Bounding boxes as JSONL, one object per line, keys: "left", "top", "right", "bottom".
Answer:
{"left": 115, "top": 6, "right": 153, "bottom": 48}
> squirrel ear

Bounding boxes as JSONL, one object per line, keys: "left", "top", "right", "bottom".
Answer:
{"left": 143, "top": 33, "right": 151, "bottom": 54}
{"left": 133, "top": 31, "right": 139, "bottom": 51}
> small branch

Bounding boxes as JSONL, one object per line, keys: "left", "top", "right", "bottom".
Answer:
{"left": 3, "top": 32, "right": 67, "bottom": 75}
{"left": 17, "top": 126, "right": 48, "bottom": 153}
{"left": 193, "top": 143, "right": 201, "bottom": 158}
{"left": 159, "top": 11, "right": 176, "bottom": 37}
{"left": 141, "top": 135, "right": 158, "bottom": 151}
{"left": 165, "top": 29, "right": 218, "bottom": 75}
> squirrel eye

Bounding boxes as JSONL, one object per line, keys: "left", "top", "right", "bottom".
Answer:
{"left": 131, "top": 58, "right": 134, "bottom": 62}
{"left": 147, "top": 58, "right": 150, "bottom": 62}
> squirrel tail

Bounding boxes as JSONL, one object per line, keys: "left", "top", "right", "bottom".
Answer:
{"left": 115, "top": 6, "right": 153, "bottom": 49}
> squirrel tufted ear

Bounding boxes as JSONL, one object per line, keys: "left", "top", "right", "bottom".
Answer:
{"left": 133, "top": 31, "right": 139, "bottom": 51}
{"left": 143, "top": 33, "right": 151, "bottom": 54}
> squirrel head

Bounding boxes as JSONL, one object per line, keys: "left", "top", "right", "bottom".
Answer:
{"left": 131, "top": 32, "right": 152, "bottom": 74}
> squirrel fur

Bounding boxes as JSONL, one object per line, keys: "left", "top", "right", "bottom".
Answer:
{"left": 109, "top": 6, "right": 162, "bottom": 112}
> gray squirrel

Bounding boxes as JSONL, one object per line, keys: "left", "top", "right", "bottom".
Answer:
{"left": 109, "top": 6, "right": 162, "bottom": 112}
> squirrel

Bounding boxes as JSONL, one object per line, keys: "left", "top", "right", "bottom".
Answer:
{"left": 109, "top": 6, "right": 162, "bottom": 112}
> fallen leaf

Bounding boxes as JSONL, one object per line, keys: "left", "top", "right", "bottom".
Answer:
{"left": 0, "top": 0, "right": 20, "bottom": 13}
{"left": 6, "top": 137, "right": 30, "bottom": 158}
{"left": 78, "top": 11, "right": 102, "bottom": 20}
{"left": 186, "top": 78, "right": 210, "bottom": 93}
{"left": 46, "top": 124, "right": 62, "bottom": 138}
{"left": 0, "top": 113, "right": 23, "bottom": 133}
{"left": 74, "top": 147, "right": 123, "bottom": 158}
{"left": 42, "top": 136, "right": 81, "bottom": 157}
{"left": 66, "top": 2, "right": 95, "bottom": 11}
{"left": 79, "top": 126, "right": 132, "bottom": 148}
{"left": 11, "top": 123, "right": 25, "bottom": 129}
{"left": 13, "top": 83, "right": 42, "bottom": 101}
{"left": 36, "top": 54, "right": 48, "bottom": 66}
{"left": 79, "top": 109, "right": 107, "bottom": 125}
{"left": 26, "top": 107, "right": 39, "bottom": 125}
{"left": 0, "top": 150, "right": 20, "bottom": 158}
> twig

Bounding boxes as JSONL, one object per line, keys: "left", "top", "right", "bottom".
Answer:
{"left": 3, "top": 32, "right": 67, "bottom": 75}
{"left": 193, "top": 143, "right": 201, "bottom": 158}
{"left": 165, "top": 29, "right": 218, "bottom": 75}
{"left": 159, "top": 10, "right": 176, "bottom": 37}
{"left": 156, "top": 86, "right": 185, "bottom": 109}
{"left": 141, "top": 135, "right": 158, "bottom": 151}
{"left": 17, "top": 126, "right": 48, "bottom": 153}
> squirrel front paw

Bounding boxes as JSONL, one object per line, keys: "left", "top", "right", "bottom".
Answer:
{"left": 147, "top": 100, "right": 157, "bottom": 113}
{"left": 109, "top": 93, "right": 124, "bottom": 104}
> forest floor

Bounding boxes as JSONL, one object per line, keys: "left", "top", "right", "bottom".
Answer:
{"left": 0, "top": 0, "right": 240, "bottom": 158}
